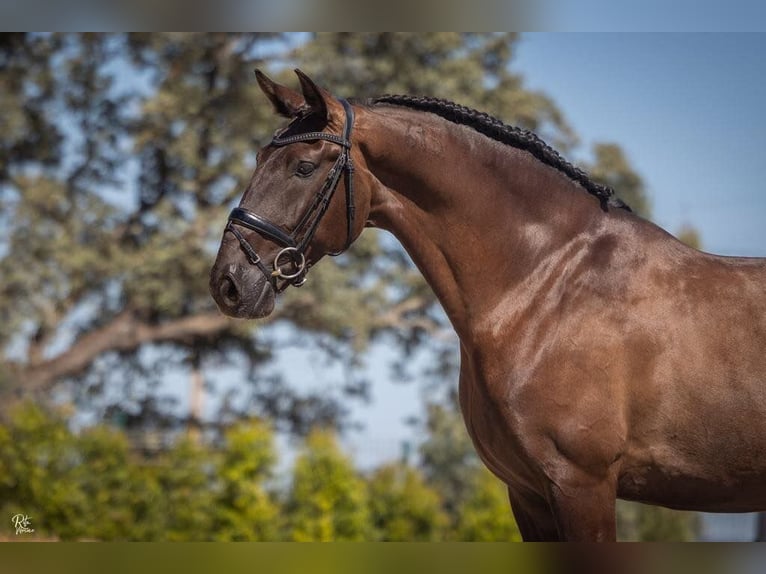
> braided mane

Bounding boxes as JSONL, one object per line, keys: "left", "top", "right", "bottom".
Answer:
{"left": 371, "top": 95, "right": 630, "bottom": 212}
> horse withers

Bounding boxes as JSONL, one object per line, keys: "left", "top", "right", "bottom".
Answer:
{"left": 210, "top": 69, "right": 766, "bottom": 541}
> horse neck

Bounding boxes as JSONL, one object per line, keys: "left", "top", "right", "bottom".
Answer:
{"left": 358, "top": 106, "right": 602, "bottom": 340}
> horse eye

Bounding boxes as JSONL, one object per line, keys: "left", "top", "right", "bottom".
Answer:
{"left": 296, "top": 161, "right": 316, "bottom": 178}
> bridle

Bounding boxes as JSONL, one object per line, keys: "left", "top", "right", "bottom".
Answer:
{"left": 225, "top": 99, "right": 355, "bottom": 293}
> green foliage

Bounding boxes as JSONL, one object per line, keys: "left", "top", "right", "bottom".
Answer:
{"left": 0, "top": 402, "right": 85, "bottom": 540}
{"left": 419, "top": 401, "right": 483, "bottom": 516}
{"left": 0, "top": 404, "right": 702, "bottom": 541}
{"left": 417, "top": 401, "right": 523, "bottom": 541}
{"left": 676, "top": 224, "right": 702, "bottom": 249}
{"left": 0, "top": 404, "right": 284, "bottom": 541}
{"left": 367, "top": 463, "right": 448, "bottom": 541}
{"left": 71, "top": 426, "right": 164, "bottom": 540}
{"left": 587, "top": 142, "right": 651, "bottom": 218}
{"left": 454, "top": 467, "right": 522, "bottom": 542}
{"left": 153, "top": 436, "right": 217, "bottom": 540}
{"left": 0, "top": 403, "right": 162, "bottom": 540}
{"left": 286, "top": 429, "right": 371, "bottom": 541}
{"left": 213, "top": 420, "right": 282, "bottom": 541}
{"left": 0, "top": 404, "right": 511, "bottom": 541}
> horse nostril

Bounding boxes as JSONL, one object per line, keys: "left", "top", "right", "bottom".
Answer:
{"left": 220, "top": 275, "right": 240, "bottom": 306}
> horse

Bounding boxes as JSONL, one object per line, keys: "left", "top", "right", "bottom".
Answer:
{"left": 209, "top": 69, "right": 766, "bottom": 541}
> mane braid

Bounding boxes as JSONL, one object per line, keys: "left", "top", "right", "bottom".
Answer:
{"left": 372, "top": 95, "right": 631, "bottom": 212}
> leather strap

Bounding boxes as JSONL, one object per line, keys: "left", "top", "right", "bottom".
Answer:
{"left": 272, "top": 131, "right": 350, "bottom": 148}
{"left": 229, "top": 207, "right": 296, "bottom": 248}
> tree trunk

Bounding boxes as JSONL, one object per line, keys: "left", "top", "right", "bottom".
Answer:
{"left": 188, "top": 353, "right": 204, "bottom": 442}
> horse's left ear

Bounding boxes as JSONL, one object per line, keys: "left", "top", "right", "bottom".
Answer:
{"left": 294, "top": 69, "right": 330, "bottom": 122}
{"left": 255, "top": 69, "right": 304, "bottom": 118}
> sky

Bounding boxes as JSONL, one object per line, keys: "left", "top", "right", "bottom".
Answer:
{"left": 514, "top": 33, "right": 766, "bottom": 257}
{"left": 540, "top": 1, "right": 766, "bottom": 32}
{"left": 326, "top": 33, "right": 766, "bottom": 470}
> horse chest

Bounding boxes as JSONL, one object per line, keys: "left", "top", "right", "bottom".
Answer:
{"left": 457, "top": 364, "right": 547, "bottom": 491}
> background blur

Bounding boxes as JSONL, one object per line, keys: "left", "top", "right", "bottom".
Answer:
{"left": 1, "top": 32, "right": 764, "bottom": 541}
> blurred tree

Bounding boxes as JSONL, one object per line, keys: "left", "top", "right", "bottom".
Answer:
{"left": 212, "top": 420, "right": 282, "bottom": 541}
{"left": 586, "top": 142, "right": 651, "bottom": 218}
{"left": 0, "top": 402, "right": 90, "bottom": 539}
{"left": 0, "top": 405, "right": 534, "bottom": 541}
{"left": 0, "top": 402, "right": 163, "bottom": 540}
{"left": 285, "top": 429, "right": 371, "bottom": 541}
{"left": 616, "top": 501, "right": 699, "bottom": 542}
{"left": 0, "top": 404, "right": 287, "bottom": 541}
{"left": 71, "top": 425, "right": 164, "bottom": 540}
{"left": 586, "top": 144, "right": 705, "bottom": 253}
{"left": 418, "top": 400, "right": 482, "bottom": 520}
{"left": 367, "top": 462, "right": 448, "bottom": 541}
{"left": 0, "top": 33, "right": 372, "bottom": 433}
{"left": 417, "top": 398, "right": 524, "bottom": 540}
{"left": 676, "top": 224, "right": 702, "bottom": 249}
{"left": 454, "top": 467, "right": 522, "bottom": 541}
{"left": 153, "top": 435, "right": 217, "bottom": 541}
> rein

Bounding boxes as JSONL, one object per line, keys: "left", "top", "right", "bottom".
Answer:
{"left": 226, "top": 99, "right": 356, "bottom": 292}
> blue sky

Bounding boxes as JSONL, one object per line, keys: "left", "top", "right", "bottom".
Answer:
{"left": 514, "top": 33, "right": 766, "bottom": 256}
{"left": 336, "top": 33, "right": 766, "bottom": 468}
{"left": 539, "top": 1, "right": 766, "bottom": 32}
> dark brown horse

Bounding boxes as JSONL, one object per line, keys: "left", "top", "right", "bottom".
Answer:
{"left": 210, "top": 69, "right": 766, "bottom": 541}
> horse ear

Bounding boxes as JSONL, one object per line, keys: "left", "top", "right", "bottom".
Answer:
{"left": 294, "top": 69, "right": 329, "bottom": 122}
{"left": 254, "top": 69, "right": 304, "bottom": 118}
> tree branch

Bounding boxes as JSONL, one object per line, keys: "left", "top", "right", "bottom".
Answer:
{"left": 11, "top": 309, "right": 238, "bottom": 395}
{"left": 372, "top": 295, "right": 448, "bottom": 337}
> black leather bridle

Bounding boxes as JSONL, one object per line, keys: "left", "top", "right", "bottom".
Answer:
{"left": 226, "top": 99, "right": 356, "bottom": 293}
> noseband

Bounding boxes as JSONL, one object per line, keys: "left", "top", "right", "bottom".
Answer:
{"left": 226, "top": 99, "right": 355, "bottom": 292}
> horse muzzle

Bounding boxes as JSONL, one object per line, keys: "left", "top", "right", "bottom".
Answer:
{"left": 210, "top": 262, "right": 276, "bottom": 319}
